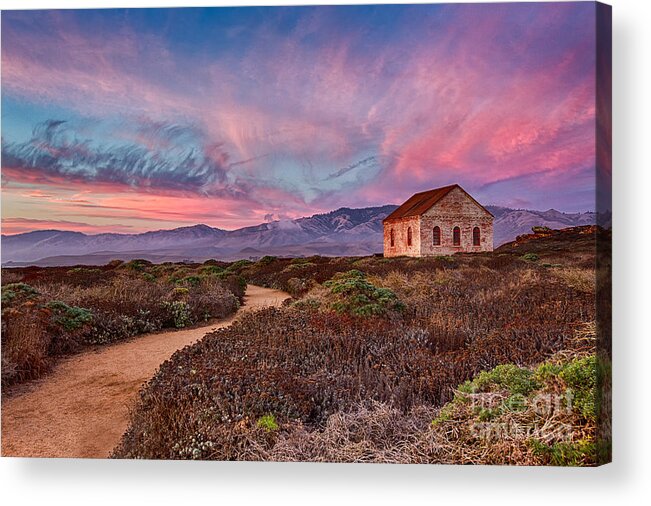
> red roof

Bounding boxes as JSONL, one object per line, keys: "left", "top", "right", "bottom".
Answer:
{"left": 383, "top": 184, "right": 491, "bottom": 222}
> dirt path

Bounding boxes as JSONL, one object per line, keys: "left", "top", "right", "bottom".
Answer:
{"left": 1, "top": 285, "right": 289, "bottom": 458}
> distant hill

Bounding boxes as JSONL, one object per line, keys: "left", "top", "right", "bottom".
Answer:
{"left": 1, "top": 204, "right": 609, "bottom": 266}
{"left": 486, "top": 206, "right": 611, "bottom": 247}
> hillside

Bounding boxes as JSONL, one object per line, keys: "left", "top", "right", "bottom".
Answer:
{"left": 110, "top": 226, "right": 608, "bottom": 464}
{"left": 487, "top": 206, "right": 610, "bottom": 247}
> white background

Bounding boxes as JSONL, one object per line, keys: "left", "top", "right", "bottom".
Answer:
{"left": 0, "top": 0, "right": 649, "bottom": 504}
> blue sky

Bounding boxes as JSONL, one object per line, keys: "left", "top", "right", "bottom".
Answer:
{"left": 1, "top": 3, "right": 608, "bottom": 234}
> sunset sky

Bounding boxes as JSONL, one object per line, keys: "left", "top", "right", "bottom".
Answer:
{"left": 1, "top": 3, "right": 608, "bottom": 235}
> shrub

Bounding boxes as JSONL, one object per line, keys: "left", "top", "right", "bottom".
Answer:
{"left": 1, "top": 283, "right": 39, "bottom": 305}
{"left": 323, "top": 270, "right": 405, "bottom": 317}
{"left": 178, "top": 275, "right": 202, "bottom": 287}
{"left": 529, "top": 439, "right": 596, "bottom": 466}
{"left": 185, "top": 279, "right": 240, "bottom": 322}
{"left": 458, "top": 363, "right": 540, "bottom": 396}
{"left": 48, "top": 304, "right": 94, "bottom": 354}
{"left": 559, "top": 355, "right": 597, "bottom": 421}
{"left": 123, "top": 259, "right": 153, "bottom": 271}
{"left": 114, "top": 252, "right": 598, "bottom": 461}
{"left": 162, "top": 300, "right": 192, "bottom": 328}
{"left": 258, "top": 256, "right": 278, "bottom": 266}
{"left": 67, "top": 267, "right": 102, "bottom": 275}
{"left": 45, "top": 301, "right": 93, "bottom": 331}
{"left": 2, "top": 261, "right": 244, "bottom": 386}
{"left": 1, "top": 309, "right": 49, "bottom": 386}
{"left": 142, "top": 272, "right": 157, "bottom": 283}
{"left": 167, "top": 268, "right": 189, "bottom": 284}
{"left": 226, "top": 259, "right": 253, "bottom": 272}
{"left": 286, "top": 278, "right": 311, "bottom": 298}
{"left": 283, "top": 262, "right": 316, "bottom": 272}
{"left": 199, "top": 265, "right": 225, "bottom": 276}
{"left": 522, "top": 253, "right": 540, "bottom": 262}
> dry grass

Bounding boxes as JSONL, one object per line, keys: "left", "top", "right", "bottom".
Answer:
{"left": 1, "top": 270, "right": 23, "bottom": 284}
{"left": 1, "top": 261, "right": 243, "bottom": 387}
{"left": 113, "top": 242, "right": 599, "bottom": 461}
{"left": 551, "top": 267, "right": 596, "bottom": 294}
{"left": 1, "top": 308, "right": 50, "bottom": 385}
{"left": 244, "top": 324, "right": 605, "bottom": 466}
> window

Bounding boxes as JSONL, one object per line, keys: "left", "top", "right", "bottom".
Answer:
{"left": 407, "top": 227, "right": 413, "bottom": 246}
{"left": 453, "top": 226, "right": 461, "bottom": 246}
{"left": 390, "top": 228, "right": 395, "bottom": 247}
{"left": 473, "top": 227, "right": 481, "bottom": 246}
{"left": 433, "top": 226, "right": 441, "bottom": 246}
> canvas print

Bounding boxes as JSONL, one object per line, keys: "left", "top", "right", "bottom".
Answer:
{"left": 1, "top": 2, "right": 611, "bottom": 465}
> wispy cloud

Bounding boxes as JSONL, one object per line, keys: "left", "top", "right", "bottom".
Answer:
{"left": 328, "top": 156, "right": 378, "bottom": 180}
{"left": 2, "top": 119, "right": 234, "bottom": 194}
{"left": 1, "top": 217, "right": 136, "bottom": 235}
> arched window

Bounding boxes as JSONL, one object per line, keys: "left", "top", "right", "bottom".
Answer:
{"left": 473, "top": 227, "right": 481, "bottom": 246}
{"left": 453, "top": 226, "right": 461, "bottom": 246}
{"left": 390, "top": 228, "right": 395, "bottom": 247}
{"left": 407, "top": 227, "right": 413, "bottom": 246}
{"left": 433, "top": 226, "right": 441, "bottom": 246}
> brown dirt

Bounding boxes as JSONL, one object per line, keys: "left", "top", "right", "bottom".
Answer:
{"left": 1, "top": 285, "right": 290, "bottom": 458}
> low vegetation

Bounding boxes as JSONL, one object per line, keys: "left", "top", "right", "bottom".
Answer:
{"left": 1, "top": 260, "right": 245, "bottom": 387}
{"left": 113, "top": 227, "right": 609, "bottom": 464}
{"left": 296, "top": 269, "right": 405, "bottom": 318}
{"left": 256, "top": 329, "right": 604, "bottom": 465}
{"left": 2, "top": 226, "right": 608, "bottom": 464}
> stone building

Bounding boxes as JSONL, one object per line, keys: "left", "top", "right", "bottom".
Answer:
{"left": 383, "top": 184, "right": 493, "bottom": 257}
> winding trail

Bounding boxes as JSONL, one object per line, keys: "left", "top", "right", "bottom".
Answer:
{"left": 1, "top": 285, "right": 290, "bottom": 458}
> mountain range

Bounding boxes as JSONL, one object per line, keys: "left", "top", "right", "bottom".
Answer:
{"left": 1, "top": 205, "right": 611, "bottom": 267}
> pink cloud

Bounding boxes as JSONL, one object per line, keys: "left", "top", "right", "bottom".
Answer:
{"left": 2, "top": 3, "right": 604, "bottom": 233}
{"left": 1, "top": 217, "right": 137, "bottom": 235}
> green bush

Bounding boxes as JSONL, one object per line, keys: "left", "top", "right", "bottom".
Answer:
{"left": 258, "top": 256, "right": 278, "bottom": 266}
{"left": 284, "top": 262, "right": 316, "bottom": 272}
{"left": 199, "top": 265, "right": 225, "bottom": 276}
{"left": 529, "top": 439, "right": 595, "bottom": 466}
{"left": 323, "top": 270, "right": 405, "bottom": 317}
{"left": 67, "top": 267, "right": 102, "bottom": 275}
{"left": 178, "top": 275, "right": 202, "bottom": 287}
{"left": 458, "top": 363, "right": 540, "bottom": 396}
{"left": 226, "top": 259, "right": 253, "bottom": 272}
{"left": 522, "top": 253, "right": 540, "bottom": 262}
{"left": 534, "top": 356, "right": 597, "bottom": 420}
{"left": 172, "top": 287, "right": 190, "bottom": 297}
{"left": 141, "top": 272, "right": 157, "bottom": 282}
{"left": 559, "top": 355, "right": 597, "bottom": 420}
{"left": 162, "top": 300, "right": 192, "bottom": 328}
{"left": 124, "top": 259, "right": 152, "bottom": 271}
{"left": 1, "top": 283, "right": 39, "bottom": 305}
{"left": 45, "top": 301, "right": 93, "bottom": 331}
